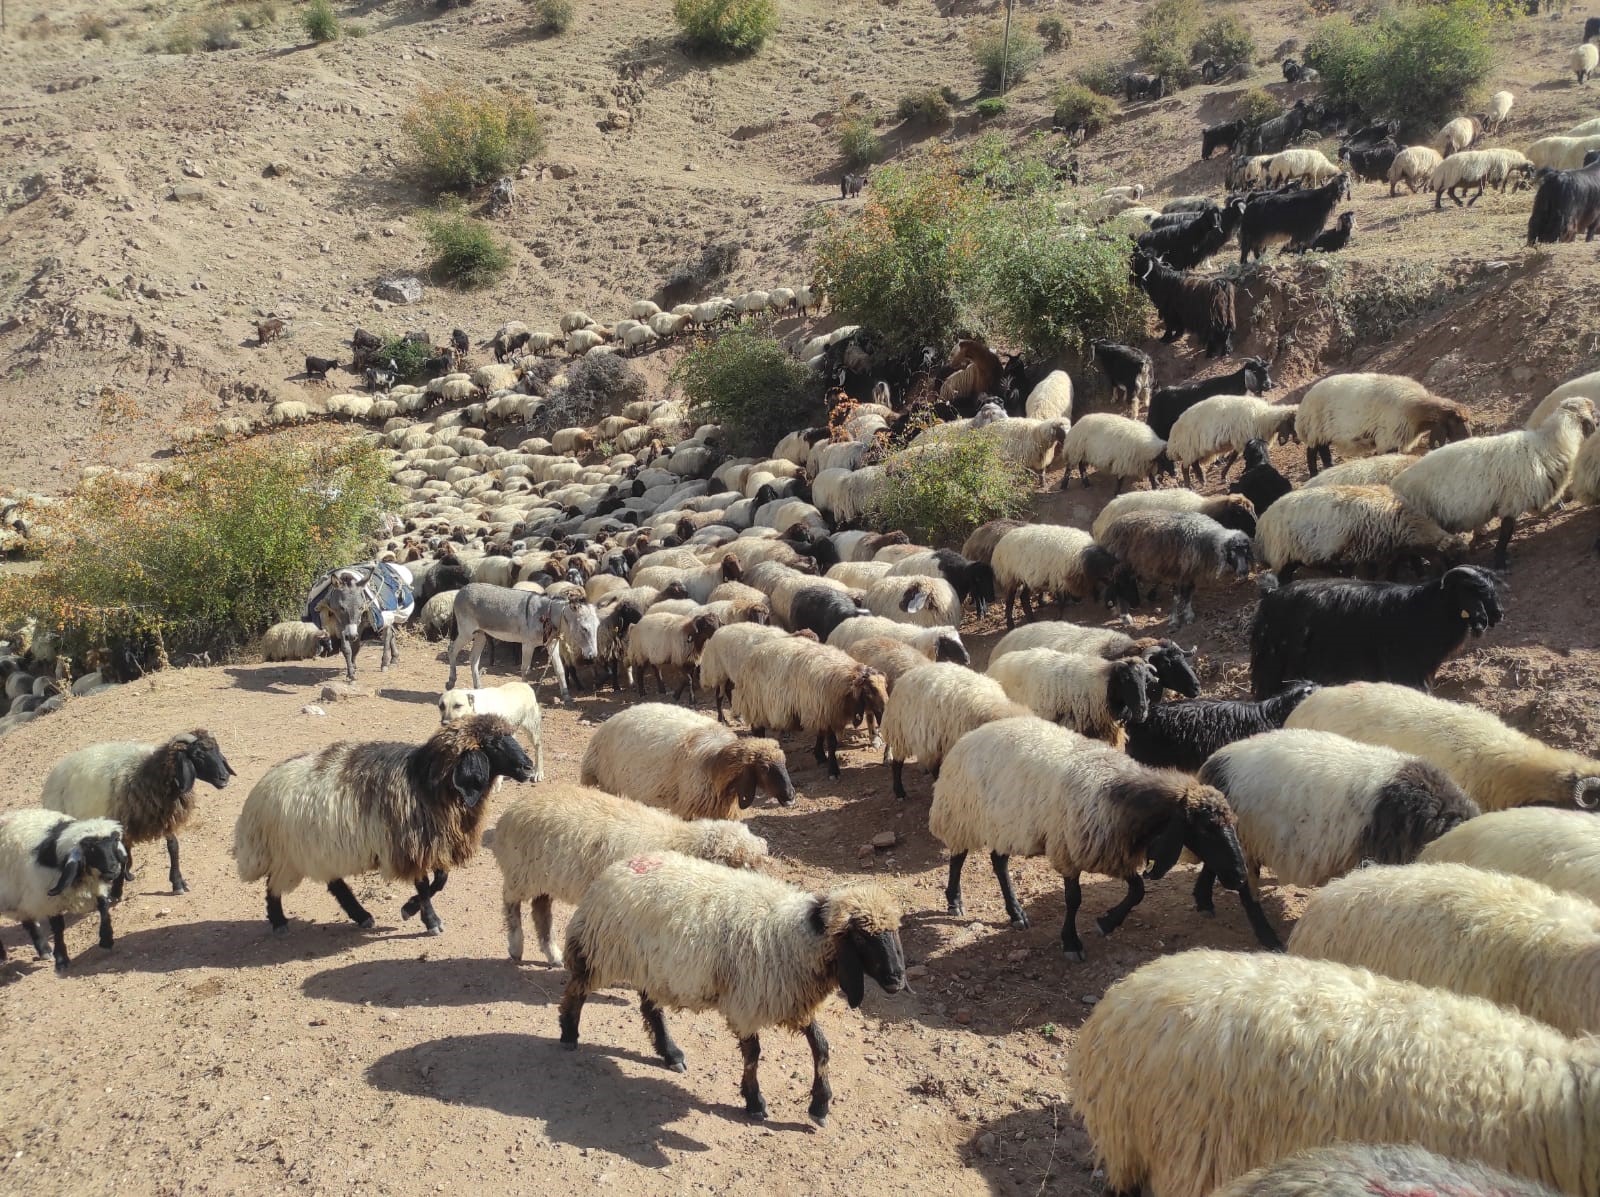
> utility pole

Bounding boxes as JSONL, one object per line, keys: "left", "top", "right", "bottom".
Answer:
{"left": 999, "top": 0, "right": 1014, "bottom": 94}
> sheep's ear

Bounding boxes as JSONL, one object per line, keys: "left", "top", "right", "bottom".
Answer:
{"left": 835, "top": 933, "right": 867, "bottom": 1009}
{"left": 1144, "top": 817, "right": 1186, "bottom": 880}
{"left": 175, "top": 751, "right": 197, "bottom": 795}
{"left": 47, "top": 848, "right": 84, "bottom": 897}
{"left": 734, "top": 765, "right": 760, "bottom": 809}
{"left": 452, "top": 749, "right": 492, "bottom": 808}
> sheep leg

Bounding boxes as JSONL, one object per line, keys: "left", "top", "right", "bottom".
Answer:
{"left": 20, "top": 918, "right": 49, "bottom": 958}
{"left": 732, "top": 1034, "right": 771, "bottom": 1121}
{"left": 266, "top": 891, "right": 289, "bottom": 933}
{"left": 803, "top": 1021, "right": 832, "bottom": 1127}
{"left": 1020, "top": 586, "right": 1036, "bottom": 623}
{"left": 890, "top": 758, "right": 908, "bottom": 801}
{"left": 165, "top": 835, "right": 189, "bottom": 894}
{"left": 714, "top": 686, "right": 727, "bottom": 723}
{"left": 504, "top": 900, "right": 525, "bottom": 961}
{"left": 1003, "top": 588, "right": 1019, "bottom": 629}
{"left": 1217, "top": 451, "right": 1238, "bottom": 481}
{"left": 326, "top": 879, "right": 376, "bottom": 930}
{"left": 826, "top": 730, "right": 841, "bottom": 778}
{"left": 989, "top": 852, "right": 1029, "bottom": 930}
{"left": 1318, "top": 445, "right": 1333, "bottom": 471}
{"left": 944, "top": 851, "right": 968, "bottom": 917}
{"left": 655, "top": 665, "right": 669, "bottom": 697}
{"left": 1061, "top": 874, "right": 1085, "bottom": 961}
{"left": 635, "top": 665, "right": 647, "bottom": 700}
{"left": 95, "top": 894, "right": 114, "bottom": 950}
{"left": 531, "top": 895, "right": 559, "bottom": 964}
{"left": 641, "top": 995, "right": 686, "bottom": 1072}
{"left": 558, "top": 944, "right": 591, "bottom": 1048}
{"left": 1096, "top": 873, "right": 1145, "bottom": 936}
{"left": 1193, "top": 865, "right": 1216, "bottom": 914}
{"left": 1493, "top": 516, "right": 1516, "bottom": 569}
{"left": 47, "top": 914, "right": 70, "bottom": 973}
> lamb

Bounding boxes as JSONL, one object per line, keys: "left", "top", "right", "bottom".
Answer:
{"left": 437, "top": 682, "right": 545, "bottom": 782}
{"left": 556, "top": 852, "right": 904, "bottom": 1126}
{"left": 581, "top": 703, "right": 795, "bottom": 818}
{"left": 41, "top": 730, "right": 235, "bottom": 895}
{"left": 1429, "top": 148, "right": 1534, "bottom": 207}
{"left": 731, "top": 638, "right": 888, "bottom": 776}
{"left": 1099, "top": 510, "right": 1254, "bottom": 626}
{"left": 1088, "top": 340, "right": 1154, "bottom": 417}
{"left": 1124, "top": 681, "right": 1317, "bottom": 772}
{"left": 841, "top": 635, "right": 933, "bottom": 692}
{"left": 1024, "top": 370, "right": 1073, "bottom": 420}
{"left": 1387, "top": 145, "right": 1444, "bottom": 195}
{"left": 859, "top": 575, "right": 962, "bottom": 629}
{"left": 1057, "top": 414, "right": 1174, "bottom": 493}
{"left": 1434, "top": 115, "right": 1481, "bottom": 156}
{"left": 990, "top": 620, "right": 1201, "bottom": 697}
{"left": 490, "top": 783, "right": 768, "bottom": 964}
{"left": 0, "top": 810, "right": 128, "bottom": 970}
{"left": 986, "top": 649, "right": 1156, "bottom": 745}
{"left": 1481, "top": 89, "right": 1515, "bottom": 133}
{"left": 261, "top": 620, "right": 330, "bottom": 661}
{"left": 1214, "top": 1144, "right": 1560, "bottom": 1197}
{"left": 1070, "top": 948, "right": 1600, "bottom": 1197}
{"left": 1287, "top": 681, "right": 1600, "bottom": 811}
{"left": 1129, "top": 250, "right": 1238, "bottom": 358}
{"left": 234, "top": 715, "right": 535, "bottom": 934}
{"left": 1526, "top": 157, "right": 1600, "bottom": 243}
{"left": 930, "top": 717, "right": 1274, "bottom": 956}
{"left": 1420, "top": 807, "right": 1600, "bottom": 905}
{"left": 1146, "top": 356, "right": 1274, "bottom": 442}
{"left": 1390, "top": 396, "right": 1597, "bottom": 566}
{"left": 1295, "top": 372, "right": 1471, "bottom": 474}
{"left": 1092, "top": 491, "right": 1257, "bottom": 541}
{"left": 1288, "top": 862, "right": 1600, "bottom": 1037}
{"left": 879, "top": 663, "right": 1030, "bottom": 800}
{"left": 824, "top": 616, "right": 968, "bottom": 665}
{"left": 1254, "top": 484, "right": 1467, "bottom": 581}
{"left": 1166, "top": 395, "right": 1299, "bottom": 485}
{"left": 621, "top": 610, "right": 721, "bottom": 701}
{"left": 1574, "top": 41, "right": 1599, "bottom": 83}
{"left": 990, "top": 524, "right": 1125, "bottom": 627}
{"left": 1266, "top": 148, "right": 1340, "bottom": 187}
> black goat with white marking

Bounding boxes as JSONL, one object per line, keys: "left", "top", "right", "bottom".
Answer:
{"left": 1239, "top": 172, "right": 1351, "bottom": 261}
{"left": 1124, "top": 680, "right": 1318, "bottom": 772}
{"left": 1130, "top": 250, "right": 1238, "bottom": 359}
{"left": 1147, "top": 357, "right": 1273, "bottom": 441}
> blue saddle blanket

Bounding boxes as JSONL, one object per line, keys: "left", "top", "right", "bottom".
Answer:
{"left": 305, "top": 562, "right": 415, "bottom": 632}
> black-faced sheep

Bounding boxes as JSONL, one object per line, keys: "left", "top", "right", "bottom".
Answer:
{"left": 1123, "top": 681, "right": 1317, "bottom": 772}
{"left": 991, "top": 524, "right": 1131, "bottom": 627}
{"left": 1238, "top": 172, "right": 1352, "bottom": 261}
{"left": 1099, "top": 510, "right": 1254, "bottom": 626}
{"left": 1168, "top": 395, "right": 1300, "bottom": 485}
{"left": 886, "top": 549, "right": 997, "bottom": 618}
{"left": 985, "top": 649, "right": 1156, "bottom": 745}
{"left": 1296, "top": 372, "right": 1472, "bottom": 475}
{"left": 1419, "top": 807, "right": 1600, "bottom": 903}
{"left": 731, "top": 638, "right": 888, "bottom": 777}
{"left": 1146, "top": 356, "right": 1274, "bottom": 442}
{"left": 234, "top": 715, "right": 535, "bottom": 934}
{"left": 1092, "top": 491, "right": 1258, "bottom": 541}
{"left": 879, "top": 662, "right": 1030, "bottom": 800}
{"left": 989, "top": 620, "right": 1201, "bottom": 698}
{"left": 1130, "top": 250, "right": 1238, "bottom": 358}
{"left": 0, "top": 810, "right": 128, "bottom": 971}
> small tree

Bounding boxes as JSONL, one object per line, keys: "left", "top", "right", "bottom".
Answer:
{"left": 672, "top": 0, "right": 779, "bottom": 55}
{"left": 671, "top": 329, "right": 818, "bottom": 454}
{"left": 1052, "top": 83, "right": 1114, "bottom": 136}
{"left": 972, "top": 26, "right": 1044, "bottom": 91}
{"left": 1236, "top": 87, "right": 1282, "bottom": 129}
{"left": 374, "top": 335, "right": 435, "bottom": 381}
{"left": 533, "top": 0, "right": 575, "bottom": 33}
{"left": 421, "top": 202, "right": 512, "bottom": 288}
{"left": 1135, "top": 0, "right": 1203, "bottom": 86}
{"left": 403, "top": 86, "right": 545, "bottom": 192}
{"left": 974, "top": 98, "right": 1008, "bottom": 120}
{"left": 1193, "top": 14, "right": 1254, "bottom": 69}
{"left": 1076, "top": 60, "right": 1124, "bottom": 97}
{"left": 1037, "top": 15, "right": 1069, "bottom": 51}
{"left": 302, "top": 0, "right": 339, "bottom": 42}
{"left": 897, "top": 88, "right": 953, "bottom": 124}
{"left": 867, "top": 434, "right": 1033, "bottom": 545}
{"left": 838, "top": 116, "right": 882, "bottom": 168}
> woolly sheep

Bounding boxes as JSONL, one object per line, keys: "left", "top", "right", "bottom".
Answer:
{"left": 559, "top": 311, "right": 595, "bottom": 333}
{"left": 0, "top": 810, "right": 128, "bottom": 970}
{"left": 841, "top": 635, "right": 933, "bottom": 691}
{"left": 437, "top": 682, "right": 546, "bottom": 783}
{"left": 1167, "top": 396, "right": 1299, "bottom": 485}
{"left": 989, "top": 620, "right": 1201, "bottom": 698}
{"left": 1267, "top": 148, "right": 1340, "bottom": 187}
{"left": 827, "top": 561, "right": 893, "bottom": 590}
{"left": 931, "top": 717, "right": 1271, "bottom": 956}
{"left": 986, "top": 649, "right": 1156, "bottom": 745}
{"left": 490, "top": 783, "right": 767, "bottom": 963}
{"left": 1287, "top": 681, "right": 1600, "bottom": 811}
{"left": 1526, "top": 133, "right": 1600, "bottom": 170}
{"left": 1254, "top": 484, "right": 1466, "bottom": 581}
{"left": 879, "top": 663, "right": 1030, "bottom": 800}
{"left": 234, "top": 716, "right": 534, "bottom": 934}
{"left": 1091, "top": 492, "right": 1255, "bottom": 541}
{"left": 991, "top": 524, "right": 1122, "bottom": 628}
{"left": 42, "top": 731, "right": 235, "bottom": 895}
{"left": 622, "top": 610, "right": 721, "bottom": 701}
{"left": 1429, "top": 148, "right": 1534, "bottom": 207}
{"left": 731, "top": 638, "right": 888, "bottom": 776}
{"left": 1212, "top": 1144, "right": 1560, "bottom": 1197}
{"left": 1574, "top": 41, "right": 1599, "bottom": 84}
{"left": 557, "top": 852, "right": 904, "bottom": 1126}
{"left": 825, "top": 616, "right": 968, "bottom": 665}
{"left": 1390, "top": 396, "right": 1597, "bottom": 566}
{"left": 261, "top": 620, "right": 329, "bottom": 662}
{"left": 1071, "top": 948, "right": 1600, "bottom": 1197}
{"left": 859, "top": 575, "right": 962, "bottom": 629}
{"left": 1420, "top": 807, "right": 1600, "bottom": 905}
{"left": 1058, "top": 414, "right": 1173, "bottom": 493}
{"left": 1297, "top": 374, "right": 1471, "bottom": 477}
{"left": 1388, "top": 145, "right": 1443, "bottom": 195}
{"left": 1435, "top": 115, "right": 1480, "bottom": 156}
{"left": 987, "top": 417, "right": 1070, "bottom": 474}
{"left": 1024, "top": 370, "right": 1074, "bottom": 421}
{"left": 580, "top": 703, "right": 794, "bottom": 818}
{"left": 696, "top": 622, "right": 796, "bottom": 721}
{"left": 1525, "top": 367, "right": 1600, "bottom": 427}
{"left": 1099, "top": 510, "right": 1254, "bottom": 627}
{"left": 1482, "top": 91, "right": 1516, "bottom": 133}
{"left": 1300, "top": 453, "right": 1418, "bottom": 488}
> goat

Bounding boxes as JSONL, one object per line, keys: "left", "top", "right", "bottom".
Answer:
{"left": 1238, "top": 173, "right": 1352, "bottom": 262}
{"left": 304, "top": 355, "right": 338, "bottom": 380}
{"left": 1130, "top": 250, "right": 1238, "bottom": 359}
{"left": 1527, "top": 158, "right": 1600, "bottom": 243}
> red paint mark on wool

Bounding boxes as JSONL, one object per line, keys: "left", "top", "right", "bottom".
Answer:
{"left": 627, "top": 855, "right": 664, "bottom": 875}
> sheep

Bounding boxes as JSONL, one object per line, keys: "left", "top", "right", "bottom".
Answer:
{"left": 1390, "top": 396, "right": 1596, "bottom": 567}
{"left": 990, "top": 524, "right": 1125, "bottom": 628}
{"left": 1574, "top": 41, "right": 1599, "bottom": 83}
{"left": 1254, "top": 485, "right": 1467, "bottom": 581}
{"left": 1287, "top": 681, "right": 1600, "bottom": 811}
{"left": 985, "top": 417, "right": 1070, "bottom": 475}
{"left": 261, "top": 620, "right": 330, "bottom": 662}
{"left": 1146, "top": 357, "right": 1274, "bottom": 442}
{"left": 1129, "top": 250, "right": 1238, "bottom": 359}
{"left": 1527, "top": 157, "right": 1600, "bottom": 243}
{"left": 1070, "top": 948, "right": 1600, "bottom": 1197}
{"left": 1213, "top": 1144, "right": 1561, "bottom": 1197}
{"left": 1287, "top": 862, "right": 1600, "bottom": 1037}
{"left": 1297, "top": 372, "right": 1472, "bottom": 476}
{"left": 1167, "top": 396, "right": 1298, "bottom": 485}
{"left": 1100, "top": 510, "right": 1254, "bottom": 626}
{"left": 556, "top": 852, "right": 904, "bottom": 1126}
{"left": 1420, "top": 807, "right": 1600, "bottom": 905}
{"left": 1266, "top": 148, "right": 1340, "bottom": 188}
{"left": 1429, "top": 148, "right": 1534, "bottom": 207}
{"left": 986, "top": 649, "right": 1156, "bottom": 745}
{"left": 859, "top": 575, "right": 962, "bottom": 630}
{"left": 437, "top": 682, "right": 545, "bottom": 782}
{"left": 1387, "top": 145, "right": 1444, "bottom": 195}
{"left": 1024, "top": 370, "right": 1073, "bottom": 421}
{"left": 1228, "top": 439, "right": 1293, "bottom": 514}
{"left": 234, "top": 715, "right": 534, "bottom": 934}
{"left": 621, "top": 610, "right": 721, "bottom": 701}
{"left": 1124, "top": 681, "right": 1318, "bottom": 772}
{"left": 841, "top": 635, "right": 932, "bottom": 692}
{"left": 879, "top": 663, "right": 1030, "bottom": 800}
{"left": 730, "top": 638, "right": 888, "bottom": 777}
{"left": 490, "top": 783, "right": 768, "bottom": 964}
{"left": 1526, "top": 134, "right": 1600, "bottom": 171}
{"left": 41, "top": 730, "right": 235, "bottom": 896}
{"left": 1434, "top": 115, "right": 1481, "bottom": 157}
{"left": 825, "top": 561, "right": 893, "bottom": 591}
{"left": 697, "top": 623, "right": 799, "bottom": 722}
{"left": 824, "top": 616, "right": 968, "bottom": 665}
{"left": 1058, "top": 414, "right": 1173, "bottom": 493}
{"left": 885, "top": 549, "right": 996, "bottom": 618}
{"left": 0, "top": 810, "right": 128, "bottom": 970}
{"left": 631, "top": 554, "right": 742, "bottom": 604}
{"left": 1570, "top": 116, "right": 1600, "bottom": 136}
{"left": 1300, "top": 451, "right": 1418, "bottom": 487}
{"left": 930, "top": 717, "right": 1273, "bottom": 957}
{"left": 1480, "top": 90, "right": 1515, "bottom": 134}
{"left": 990, "top": 620, "right": 1201, "bottom": 697}
{"left": 580, "top": 703, "right": 794, "bottom": 819}
{"left": 1092, "top": 491, "right": 1256, "bottom": 541}
{"left": 1526, "top": 367, "right": 1600, "bottom": 427}
{"left": 1089, "top": 340, "right": 1154, "bottom": 417}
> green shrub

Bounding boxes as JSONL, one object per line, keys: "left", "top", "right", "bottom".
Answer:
{"left": 161, "top": 24, "right": 200, "bottom": 53}
{"left": 671, "top": 329, "right": 818, "bottom": 454}
{"left": 302, "top": 0, "right": 339, "bottom": 42}
{"left": 867, "top": 433, "right": 1033, "bottom": 545}
{"left": 972, "top": 26, "right": 1044, "bottom": 90}
{"left": 672, "top": 0, "right": 779, "bottom": 55}
{"left": 1051, "top": 83, "right": 1114, "bottom": 135}
{"left": 1037, "top": 15, "right": 1069, "bottom": 51}
{"left": 897, "top": 87, "right": 953, "bottom": 124}
{"left": 974, "top": 97, "right": 1008, "bottom": 120}
{"left": 1140, "top": 40, "right": 1194, "bottom": 89}
{"left": 1236, "top": 87, "right": 1282, "bottom": 128}
{"left": 0, "top": 435, "right": 392, "bottom": 658}
{"left": 79, "top": 15, "right": 113, "bottom": 41}
{"left": 420, "top": 203, "right": 512, "bottom": 288}
{"left": 1135, "top": 0, "right": 1202, "bottom": 85}
{"left": 963, "top": 133, "right": 1058, "bottom": 197}
{"left": 202, "top": 14, "right": 241, "bottom": 49}
{"left": 374, "top": 335, "right": 436, "bottom": 382}
{"left": 403, "top": 85, "right": 546, "bottom": 191}
{"left": 838, "top": 116, "right": 882, "bottom": 168}
{"left": 534, "top": 0, "right": 575, "bottom": 33}
{"left": 1077, "top": 60, "right": 1124, "bottom": 97}
{"left": 1194, "top": 14, "right": 1254, "bottom": 69}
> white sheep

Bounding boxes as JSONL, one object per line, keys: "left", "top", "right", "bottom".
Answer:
{"left": 841, "top": 635, "right": 934, "bottom": 692}
{"left": 824, "top": 616, "right": 968, "bottom": 664}
{"left": 437, "top": 681, "right": 545, "bottom": 782}
{"left": 1482, "top": 89, "right": 1515, "bottom": 133}
{"left": 1167, "top": 396, "right": 1299, "bottom": 485}
{"left": 566, "top": 328, "right": 606, "bottom": 356}
{"left": 0, "top": 810, "right": 128, "bottom": 970}
{"left": 697, "top": 622, "right": 797, "bottom": 722}
{"left": 859, "top": 575, "right": 961, "bottom": 628}
{"left": 261, "top": 620, "right": 328, "bottom": 661}
{"left": 879, "top": 663, "right": 1029, "bottom": 800}
{"left": 556, "top": 851, "right": 904, "bottom": 1126}
{"left": 1288, "top": 862, "right": 1600, "bottom": 1037}
{"left": 987, "top": 417, "right": 1070, "bottom": 474}
{"left": 1071, "top": 948, "right": 1600, "bottom": 1197}
{"left": 985, "top": 648, "right": 1156, "bottom": 745}
{"left": 729, "top": 637, "right": 888, "bottom": 776}
{"left": 1574, "top": 41, "right": 1599, "bottom": 84}
{"left": 1389, "top": 396, "right": 1597, "bottom": 566}
{"left": 1024, "top": 370, "right": 1074, "bottom": 421}
{"left": 579, "top": 703, "right": 793, "bottom": 819}
{"left": 1387, "top": 145, "right": 1443, "bottom": 195}
{"left": 1526, "top": 132, "right": 1600, "bottom": 170}
{"left": 826, "top": 560, "right": 894, "bottom": 590}
{"left": 1434, "top": 115, "right": 1480, "bottom": 156}
{"left": 628, "top": 299, "right": 662, "bottom": 320}
{"left": 1428, "top": 148, "right": 1533, "bottom": 207}
{"left": 811, "top": 464, "right": 885, "bottom": 525}
{"left": 1267, "top": 148, "right": 1340, "bottom": 187}
{"left": 489, "top": 782, "right": 767, "bottom": 963}
{"left": 1058, "top": 414, "right": 1171, "bottom": 493}
{"left": 1254, "top": 484, "right": 1467, "bottom": 580}
{"left": 559, "top": 311, "right": 595, "bottom": 333}
{"left": 1419, "top": 807, "right": 1600, "bottom": 906}
{"left": 1300, "top": 452, "right": 1418, "bottom": 488}
{"left": 1213, "top": 1144, "right": 1559, "bottom": 1197}
{"left": 1287, "top": 681, "right": 1600, "bottom": 810}
{"left": 1525, "top": 367, "right": 1600, "bottom": 427}
{"left": 621, "top": 610, "right": 721, "bottom": 701}
{"left": 990, "top": 524, "right": 1120, "bottom": 628}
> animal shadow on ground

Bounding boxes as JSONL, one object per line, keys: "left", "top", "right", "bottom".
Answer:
{"left": 94, "top": 917, "right": 375, "bottom": 974}
{"left": 965, "top": 1104, "right": 1098, "bottom": 1196}
{"left": 367, "top": 1033, "right": 724, "bottom": 1161}
{"left": 303, "top": 955, "right": 626, "bottom": 1009}
{"left": 224, "top": 664, "right": 338, "bottom": 694}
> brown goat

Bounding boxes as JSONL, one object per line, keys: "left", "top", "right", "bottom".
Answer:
{"left": 256, "top": 317, "right": 286, "bottom": 345}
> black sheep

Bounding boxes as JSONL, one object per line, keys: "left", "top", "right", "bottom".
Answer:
{"left": 1338, "top": 139, "right": 1400, "bottom": 184}
{"left": 414, "top": 553, "right": 473, "bottom": 612}
{"left": 1289, "top": 210, "right": 1355, "bottom": 254}
{"left": 304, "top": 355, "right": 339, "bottom": 380}
{"left": 1586, "top": 15, "right": 1600, "bottom": 41}
{"left": 1229, "top": 439, "right": 1294, "bottom": 514}
{"left": 909, "top": 548, "right": 997, "bottom": 618}
{"left": 1124, "top": 681, "right": 1318, "bottom": 772}
{"left": 789, "top": 586, "right": 869, "bottom": 643}
{"left": 1124, "top": 73, "right": 1164, "bottom": 102}
{"left": 1136, "top": 200, "right": 1245, "bottom": 271}
{"left": 1239, "top": 172, "right": 1351, "bottom": 262}
{"left": 1090, "top": 340, "right": 1155, "bottom": 412}
{"left": 1248, "top": 567, "right": 1502, "bottom": 700}
{"left": 1130, "top": 250, "right": 1238, "bottom": 358}
{"left": 1202, "top": 119, "right": 1245, "bottom": 160}
{"left": 1147, "top": 357, "right": 1273, "bottom": 441}
{"left": 1527, "top": 158, "right": 1600, "bottom": 244}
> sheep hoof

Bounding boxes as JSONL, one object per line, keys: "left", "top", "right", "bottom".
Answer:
{"left": 1063, "top": 948, "right": 1086, "bottom": 963}
{"left": 271, "top": 924, "right": 290, "bottom": 937}
{"left": 1008, "top": 913, "right": 1030, "bottom": 931}
{"left": 425, "top": 922, "right": 444, "bottom": 936}
{"left": 1196, "top": 906, "right": 1216, "bottom": 918}
{"left": 171, "top": 879, "right": 190, "bottom": 895}
{"left": 809, "top": 1111, "right": 829, "bottom": 1129}
{"left": 946, "top": 901, "right": 964, "bottom": 917}
{"left": 560, "top": 1038, "right": 579, "bottom": 1051}
{"left": 745, "top": 1103, "right": 769, "bottom": 1122}
{"left": 358, "top": 916, "right": 376, "bottom": 931}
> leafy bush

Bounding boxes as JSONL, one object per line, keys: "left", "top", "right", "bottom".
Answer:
{"left": 1052, "top": 83, "right": 1114, "bottom": 135}
{"left": 1037, "top": 15, "right": 1069, "bottom": 51}
{"left": 403, "top": 85, "right": 546, "bottom": 192}
{"left": 375, "top": 335, "right": 435, "bottom": 382}
{"left": 0, "top": 435, "right": 392, "bottom": 658}
{"left": 202, "top": 14, "right": 241, "bottom": 49}
{"left": 420, "top": 203, "right": 512, "bottom": 288}
{"left": 161, "top": 24, "right": 200, "bottom": 53}
{"left": 1077, "top": 60, "right": 1124, "bottom": 96}
{"left": 302, "top": 0, "right": 339, "bottom": 42}
{"left": 897, "top": 87, "right": 953, "bottom": 124}
{"left": 972, "top": 26, "right": 1044, "bottom": 90}
{"left": 1194, "top": 14, "right": 1255, "bottom": 69}
{"left": 1140, "top": 40, "right": 1194, "bottom": 89}
{"left": 534, "top": 0, "right": 575, "bottom": 33}
{"left": 237, "top": 4, "right": 279, "bottom": 30}
{"left": 1135, "top": 0, "right": 1202, "bottom": 85}
{"left": 672, "top": 0, "right": 779, "bottom": 55}
{"left": 1236, "top": 87, "right": 1282, "bottom": 128}
{"left": 538, "top": 354, "right": 649, "bottom": 433}
{"left": 867, "top": 433, "right": 1032, "bottom": 545}
{"left": 975, "top": 97, "right": 1008, "bottom": 120}
{"left": 963, "top": 133, "right": 1058, "bottom": 197}
{"left": 838, "top": 116, "right": 882, "bottom": 168}
{"left": 79, "top": 15, "right": 113, "bottom": 41}
{"left": 671, "top": 329, "right": 818, "bottom": 454}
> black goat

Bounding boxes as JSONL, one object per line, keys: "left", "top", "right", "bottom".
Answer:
{"left": 1587, "top": 15, "right": 1600, "bottom": 40}
{"left": 1090, "top": 340, "right": 1155, "bottom": 414}
{"left": 1229, "top": 439, "right": 1293, "bottom": 514}
{"left": 1338, "top": 139, "right": 1400, "bottom": 183}
{"left": 304, "top": 355, "right": 339, "bottom": 380}
{"left": 841, "top": 171, "right": 867, "bottom": 199}
{"left": 1527, "top": 158, "right": 1600, "bottom": 243}
{"left": 1345, "top": 120, "right": 1400, "bottom": 145}
{"left": 1136, "top": 200, "right": 1245, "bottom": 270}
{"left": 1239, "top": 172, "right": 1351, "bottom": 261}
{"left": 420, "top": 352, "right": 454, "bottom": 380}
{"left": 1124, "top": 73, "right": 1164, "bottom": 102}
{"left": 1201, "top": 119, "right": 1245, "bottom": 159}
{"left": 1288, "top": 210, "right": 1355, "bottom": 254}
{"left": 1147, "top": 357, "right": 1273, "bottom": 441}
{"left": 450, "top": 328, "right": 469, "bottom": 356}
{"left": 1281, "top": 58, "right": 1306, "bottom": 83}
{"left": 1248, "top": 566, "right": 1502, "bottom": 699}
{"left": 494, "top": 329, "right": 532, "bottom": 362}
{"left": 1249, "top": 99, "right": 1309, "bottom": 155}
{"left": 351, "top": 327, "right": 383, "bottom": 371}
{"left": 1130, "top": 250, "right": 1238, "bottom": 359}
{"left": 1124, "top": 681, "right": 1318, "bottom": 772}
